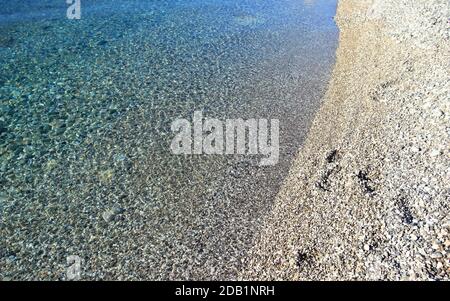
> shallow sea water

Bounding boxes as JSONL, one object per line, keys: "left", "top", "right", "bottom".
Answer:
{"left": 0, "top": 0, "right": 338, "bottom": 279}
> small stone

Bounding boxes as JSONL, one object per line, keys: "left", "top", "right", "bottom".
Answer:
{"left": 6, "top": 255, "right": 16, "bottom": 263}
{"left": 432, "top": 242, "right": 440, "bottom": 250}
{"left": 102, "top": 206, "right": 124, "bottom": 223}
{"left": 411, "top": 146, "right": 420, "bottom": 153}
{"left": 443, "top": 220, "right": 450, "bottom": 228}
{"left": 418, "top": 248, "right": 427, "bottom": 256}
{"left": 45, "top": 159, "right": 57, "bottom": 171}
{"left": 410, "top": 234, "right": 418, "bottom": 241}
{"left": 99, "top": 169, "right": 114, "bottom": 183}
{"left": 429, "top": 149, "right": 441, "bottom": 157}
{"left": 274, "top": 257, "right": 282, "bottom": 265}
{"left": 114, "top": 154, "right": 127, "bottom": 163}
{"left": 364, "top": 244, "right": 371, "bottom": 251}
{"left": 430, "top": 252, "right": 443, "bottom": 259}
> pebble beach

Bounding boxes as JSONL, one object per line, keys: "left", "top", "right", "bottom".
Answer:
{"left": 1, "top": 0, "right": 449, "bottom": 281}
{"left": 242, "top": 0, "right": 449, "bottom": 280}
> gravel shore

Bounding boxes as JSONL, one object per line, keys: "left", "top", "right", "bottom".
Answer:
{"left": 242, "top": 0, "right": 449, "bottom": 280}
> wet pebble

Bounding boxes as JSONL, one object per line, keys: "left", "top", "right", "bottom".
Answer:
{"left": 101, "top": 206, "right": 125, "bottom": 223}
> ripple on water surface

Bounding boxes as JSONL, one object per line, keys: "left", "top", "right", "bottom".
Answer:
{"left": 0, "top": 0, "right": 338, "bottom": 279}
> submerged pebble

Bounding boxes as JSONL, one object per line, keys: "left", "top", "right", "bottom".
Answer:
{"left": 102, "top": 206, "right": 125, "bottom": 223}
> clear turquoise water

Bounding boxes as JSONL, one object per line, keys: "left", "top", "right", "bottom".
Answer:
{"left": 1, "top": 0, "right": 338, "bottom": 280}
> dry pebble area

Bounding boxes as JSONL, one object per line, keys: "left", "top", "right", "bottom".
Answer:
{"left": 242, "top": 0, "right": 449, "bottom": 281}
